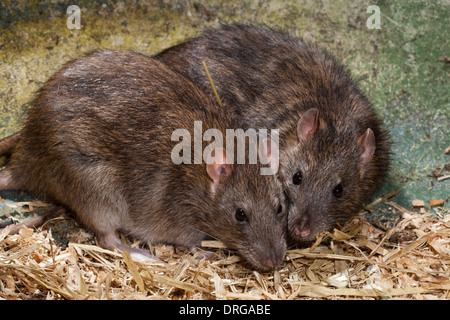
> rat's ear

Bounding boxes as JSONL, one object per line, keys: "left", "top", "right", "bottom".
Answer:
{"left": 358, "top": 128, "right": 376, "bottom": 176}
{"left": 297, "top": 108, "right": 325, "bottom": 142}
{"left": 206, "top": 147, "right": 232, "bottom": 185}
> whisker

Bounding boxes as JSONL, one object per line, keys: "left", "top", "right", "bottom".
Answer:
{"left": 191, "top": 227, "right": 220, "bottom": 242}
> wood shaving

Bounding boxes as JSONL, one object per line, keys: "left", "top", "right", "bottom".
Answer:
{"left": 1, "top": 201, "right": 449, "bottom": 300}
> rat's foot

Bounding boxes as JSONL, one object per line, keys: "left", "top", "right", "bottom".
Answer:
{"left": 98, "top": 231, "right": 161, "bottom": 263}
{"left": 118, "top": 244, "right": 162, "bottom": 263}
{"left": 8, "top": 207, "right": 66, "bottom": 235}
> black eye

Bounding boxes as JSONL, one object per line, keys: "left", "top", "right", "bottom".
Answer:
{"left": 292, "top": 171, "right": 302, "bottom": 185}
{"left": 235, "top": 208, "right": 248, "bottom": 222}
{"left": 333, "top": 184, "right": 344, "bottom": 198}
{"left": 277, "top": 204, "right": 283, "bottom": 215}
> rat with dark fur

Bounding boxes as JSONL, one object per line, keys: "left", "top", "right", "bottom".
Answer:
{"left": 0, "top": 50, "right": 287, "bottom": 270}
{"left": 156, "top": 23, "right": 391, "bottom": 247}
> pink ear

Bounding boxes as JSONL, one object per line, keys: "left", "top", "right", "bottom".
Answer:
{"left": 206, "top": 147, "right": 232, "bottom": 185}
{"left": 297, "top": 108, "right": 320, "bottom": 142}
{"left": 358, "top": 128, "right": 376, "bottom": 174}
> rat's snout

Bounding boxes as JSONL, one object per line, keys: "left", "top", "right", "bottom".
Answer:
{"left": 237, "top": 240, "right": 286, "bottom": 271}
{"left": 293, "top": 212, "right": 311, "bottom": 238}
{"left": 252, "top": 235, "right": 286, "bottom": 270}
{"left": 261, "top": 252, "right": 284, "bottom": 270}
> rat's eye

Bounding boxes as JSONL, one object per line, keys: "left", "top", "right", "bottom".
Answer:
{"left": 277, "top": 204, "right": 283, "bottom": 215}
{"left": 235, "top": 208, "right": 248, "bottom": 222}
{"left": 292, "top": 171, "right": 303, "bottom": 185}
{"left": 333, "top": 184, "right": 344, "bottom": 198}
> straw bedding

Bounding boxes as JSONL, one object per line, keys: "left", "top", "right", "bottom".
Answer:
{"left": 0, "top": 193, "right": 449, "bottom": 300}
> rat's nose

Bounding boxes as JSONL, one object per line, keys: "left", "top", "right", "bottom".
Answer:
{"left": 294, "top": 224, "right": 311, "bottom": 238}
{"left": 262, "top": 253, "right": 283, "bottom": 269}
{"left": 294, "top": 214, "right": 311, "bottom": 238}
{"left": 263, "top": 258, "right": 278, "bottom": 269}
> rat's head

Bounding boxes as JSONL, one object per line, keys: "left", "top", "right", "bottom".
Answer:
{"left": 203, "top": 141, "right": 287, "bottom": 271}
{"left": 279, "top": 108, "right": 377, "bottom": 247}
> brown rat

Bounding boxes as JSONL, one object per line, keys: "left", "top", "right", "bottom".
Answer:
{"left": 0, "top": 49, "right": 287, "bottom": 270}
{"left": 156, "top": 23, "right": 391, "bottom": 247}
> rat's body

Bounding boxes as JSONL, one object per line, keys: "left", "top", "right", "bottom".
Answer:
{"left": 157, "top": 24, "right": 390, "bottom": 246}
{"left": 0, "top": 50, "right": 287, "bottom": 270}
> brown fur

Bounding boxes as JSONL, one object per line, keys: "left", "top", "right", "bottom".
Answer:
{"left": 0, "top": 50, "right": 287, "bottom": 270}
{"left": 157, "top": 24, "right": 391, "bottom": 247}
{"left": 0, "top": 132, "right": 20, "bottom": 156}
